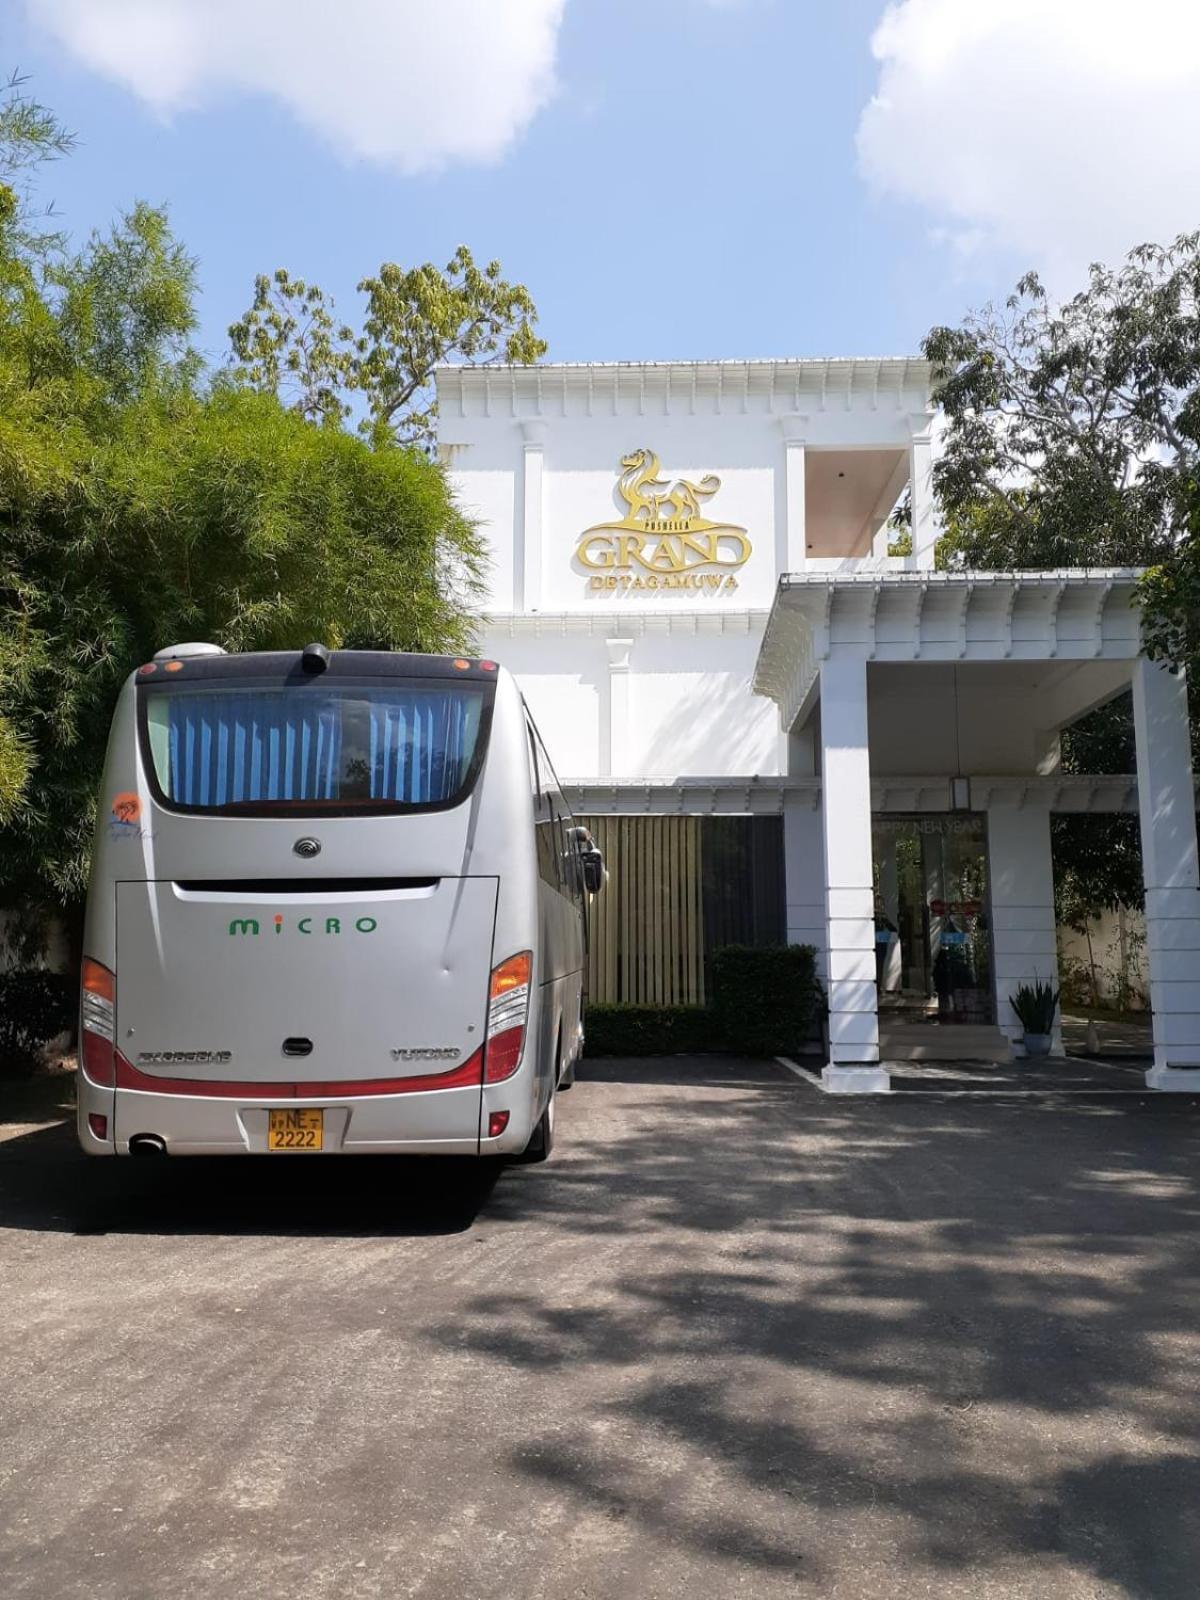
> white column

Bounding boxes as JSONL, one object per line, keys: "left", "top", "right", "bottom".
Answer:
{"left": 819, "top": 655, "right": 887, "bottom": 1091}
{"left": 908, "top": 413, "right": 938, "bottom": 570}
{"left": 783, "top": 725, "right": 825, "bottom": 971}
{"left": 988, "top": 805, "right": 1062, "bottom": 1056}
{"left": 779, "top": 416, "right": 808, "bottom": 572}
{"left": 519, "top": 421, "right": 546, "bottom": 612}
{"left": 1132, "top": 658, "right": 1200, "bottom": 1089}
{"left": 783, "top": 797, "right": 826, "bottom": 975}
{"left": 605, "top": 637, "right": 634, "bottom": 778}
{"left": 784, "top": 724, "right": 824, "bottom": 970}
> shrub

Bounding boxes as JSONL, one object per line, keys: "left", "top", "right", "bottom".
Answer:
{"left": 710, "top": 944, "right": 824, "bottom": 1057}
{"left": 584, "top": 1004, "right": 716, "bottom": 1057}
{"left": 1009, "top": 979, "right": 1060, "bottom": 1036}
{"left": 584, "top": 946, "right": 824, "bottom": 1059}
{"left": 0, "top": 969, "right": 75, "bottom": 1075}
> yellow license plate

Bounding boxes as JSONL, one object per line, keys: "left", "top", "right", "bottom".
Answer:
{"left": 267, "top": 1108, "right": 323, "bottom": 1151}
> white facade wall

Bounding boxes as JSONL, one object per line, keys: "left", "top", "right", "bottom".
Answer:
{"left": 439, "top": 360, "right": 934, "bottom": 786}
{"left": 437, "top": 361, "right": 1200, "bottom": 1092}
{"left": 783, "top": 799, "right": 826, "bottom": 968}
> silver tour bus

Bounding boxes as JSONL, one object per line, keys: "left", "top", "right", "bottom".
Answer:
{"left": 77, "top": 642, "right": 602, "bottom": 1160}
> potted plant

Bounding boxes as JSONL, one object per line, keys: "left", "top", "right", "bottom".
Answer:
{"left": 1009, "top": 979, "right": 1060, "bottom": 1058}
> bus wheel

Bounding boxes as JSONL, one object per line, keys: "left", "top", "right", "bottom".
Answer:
{"left": 513, "top": 1090, "right": 555, "bottom": 1165}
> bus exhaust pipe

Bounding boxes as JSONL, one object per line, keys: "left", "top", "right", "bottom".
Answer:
{"left": 129, "top": 1134, "right": 168, "bottom": 1158}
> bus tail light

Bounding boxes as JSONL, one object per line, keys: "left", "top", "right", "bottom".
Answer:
{"left": 80, "top": 957, "right": 117, "bottom": 1087}
{"left": 485, "top": 951, "right": 531, "bottom": 1083}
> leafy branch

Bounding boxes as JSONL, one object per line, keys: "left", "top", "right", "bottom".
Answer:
{"left": 228, "top": 244, "right": 547, "bottom": 448}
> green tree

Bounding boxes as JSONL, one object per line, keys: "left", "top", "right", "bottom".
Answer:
{"left": 225, "top": 268, "right": 355, "bottom": 428}
{"left": 925, "top": 235, "right": 1200, "bottom": 938}
{"left": 0, "top": 92, "right": 487, "bottom": 954}
{"left": 926, "top": 233, "right": 1200, "bottom": 667}
{"left": 0, "top": 71, "right": 75, "bottom": 256}
{"left": 0, "top": 75, "right": 77, "bottom": 827}
{"left": 57, "top": 201, "right": 200, "bottom": 405}
{"left": 230, "top": 244, "right": 547, "bottom": 446}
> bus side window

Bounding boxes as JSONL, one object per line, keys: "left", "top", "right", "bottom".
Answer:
{"left": 562, "top": 815, "right": 585, "bottom": 907}
{"left": 553, "top": 805, "right": 573, "bottom": 901}
{"left": 537, "top": 819, "right": 560, "bottom": 891}
{"left": 536, "top": 731, "right": 572, "bottom": 899}
{"left": 526, "top": 714, "right": 559, "bottom": 891}
{"left": 525, "top": 711, "right": 582, "bottom": 905}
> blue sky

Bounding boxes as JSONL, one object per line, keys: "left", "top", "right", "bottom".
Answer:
{"left": 8, "top": 0, "right": 1200, "bottom": 375}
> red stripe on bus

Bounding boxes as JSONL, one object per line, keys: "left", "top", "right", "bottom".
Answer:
{"left": 113, "top": 1048, "right": 484, "bottom": 1099}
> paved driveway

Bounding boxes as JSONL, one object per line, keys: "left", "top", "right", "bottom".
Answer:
{"left": 1, "top": 1061, "right": 1199, "bottom": 1600}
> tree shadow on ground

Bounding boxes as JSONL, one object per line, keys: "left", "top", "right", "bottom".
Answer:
{"left": 5, "top": 1056, "right": 1200, "bottom": 1593}
{"left": 429, "top": 1058, "right": 1200, "bottom": 1596}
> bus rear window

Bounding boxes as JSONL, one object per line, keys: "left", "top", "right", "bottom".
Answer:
{"left": 140, "top": 680, "right": 490, "bottom": 814}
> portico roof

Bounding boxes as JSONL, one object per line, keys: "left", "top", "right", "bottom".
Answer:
{"left": 436, "top": 356, "right": 935, "bottom": 415}
{"left": 753, "top": 568, "right": 1144, "bottom": 733}
{"left": 561, "top": 772, "right": 1182, "bottom": 816}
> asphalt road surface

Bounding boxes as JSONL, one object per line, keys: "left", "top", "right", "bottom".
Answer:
{"left": 2, "top": 1060, "right": 1199, "bottom": 1599}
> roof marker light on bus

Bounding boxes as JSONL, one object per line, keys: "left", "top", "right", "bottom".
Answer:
{"left": 485, "top": 951, "right": 531, "bottom": 1083}
{"left": 453, "top": 658, "right": 470, "bottom": 670}
{"left": 80, "top": 957, "right": 117, "bottom": 1088}
{"left": 137, "top": 663, "right": 157, "bottom": 676}
{"left": 164, "top": 660, "right": 184, "bottom": 673}
{"left": 480, "top": 660, "right": 498, "bottom": 672}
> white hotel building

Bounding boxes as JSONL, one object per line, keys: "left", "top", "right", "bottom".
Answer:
{"left": 436, "top": 358, "right": 1200, "bottom": 1093}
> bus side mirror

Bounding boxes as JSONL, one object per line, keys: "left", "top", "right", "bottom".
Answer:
{"left": 582, "top": 848, "right": 605, "bottom": 894}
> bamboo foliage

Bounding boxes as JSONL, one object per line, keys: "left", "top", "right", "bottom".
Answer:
{"left": 580, "top": 815, "right": 704, "bottom": 1006}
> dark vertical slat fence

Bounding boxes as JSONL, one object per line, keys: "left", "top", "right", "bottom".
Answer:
{"left": 580, "top": 814, "right": 786, "bottom": 1005}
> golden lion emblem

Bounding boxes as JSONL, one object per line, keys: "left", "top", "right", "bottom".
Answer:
{"left": 587, "top": 448, "right": 742, "bottom": 535}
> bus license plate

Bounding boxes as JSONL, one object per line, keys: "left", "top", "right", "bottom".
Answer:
{"left": 267, "top": 1109, "right": 323, "bottom": 1151}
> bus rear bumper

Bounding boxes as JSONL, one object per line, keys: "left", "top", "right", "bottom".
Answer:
{"left": 79, "top": 1081, "right": 533, "bottom": 1157}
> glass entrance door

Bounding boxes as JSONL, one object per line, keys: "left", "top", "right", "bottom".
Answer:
{"left": 872, "top": 815, "right": 994, "bottom": 1025}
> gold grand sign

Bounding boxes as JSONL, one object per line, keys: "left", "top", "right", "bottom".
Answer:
{"left": 576, "top": 449, "right": 751, "bottom": 593}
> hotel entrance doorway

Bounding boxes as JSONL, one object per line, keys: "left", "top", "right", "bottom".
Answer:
{"left": 873, "top": 815, "right": 994, "bottom": 1026}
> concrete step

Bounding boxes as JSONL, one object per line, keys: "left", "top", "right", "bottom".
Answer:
{"left": 880, "top": 1022, "right": 1013, "bottom": 1063}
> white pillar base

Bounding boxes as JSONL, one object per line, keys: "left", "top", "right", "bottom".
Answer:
{"left": 821, "top": 1064, "right": 892, "bottom": 1094}
{"left": 1145, "top": 1065, "right": 1200, "bottom": 1093}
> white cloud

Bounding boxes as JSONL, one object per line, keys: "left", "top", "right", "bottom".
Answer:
{"left": 857, "top": 0, "right": 1200, "bottom": 282}
{"left": 25, "top": 0, "right": 566, "bottom": 173}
